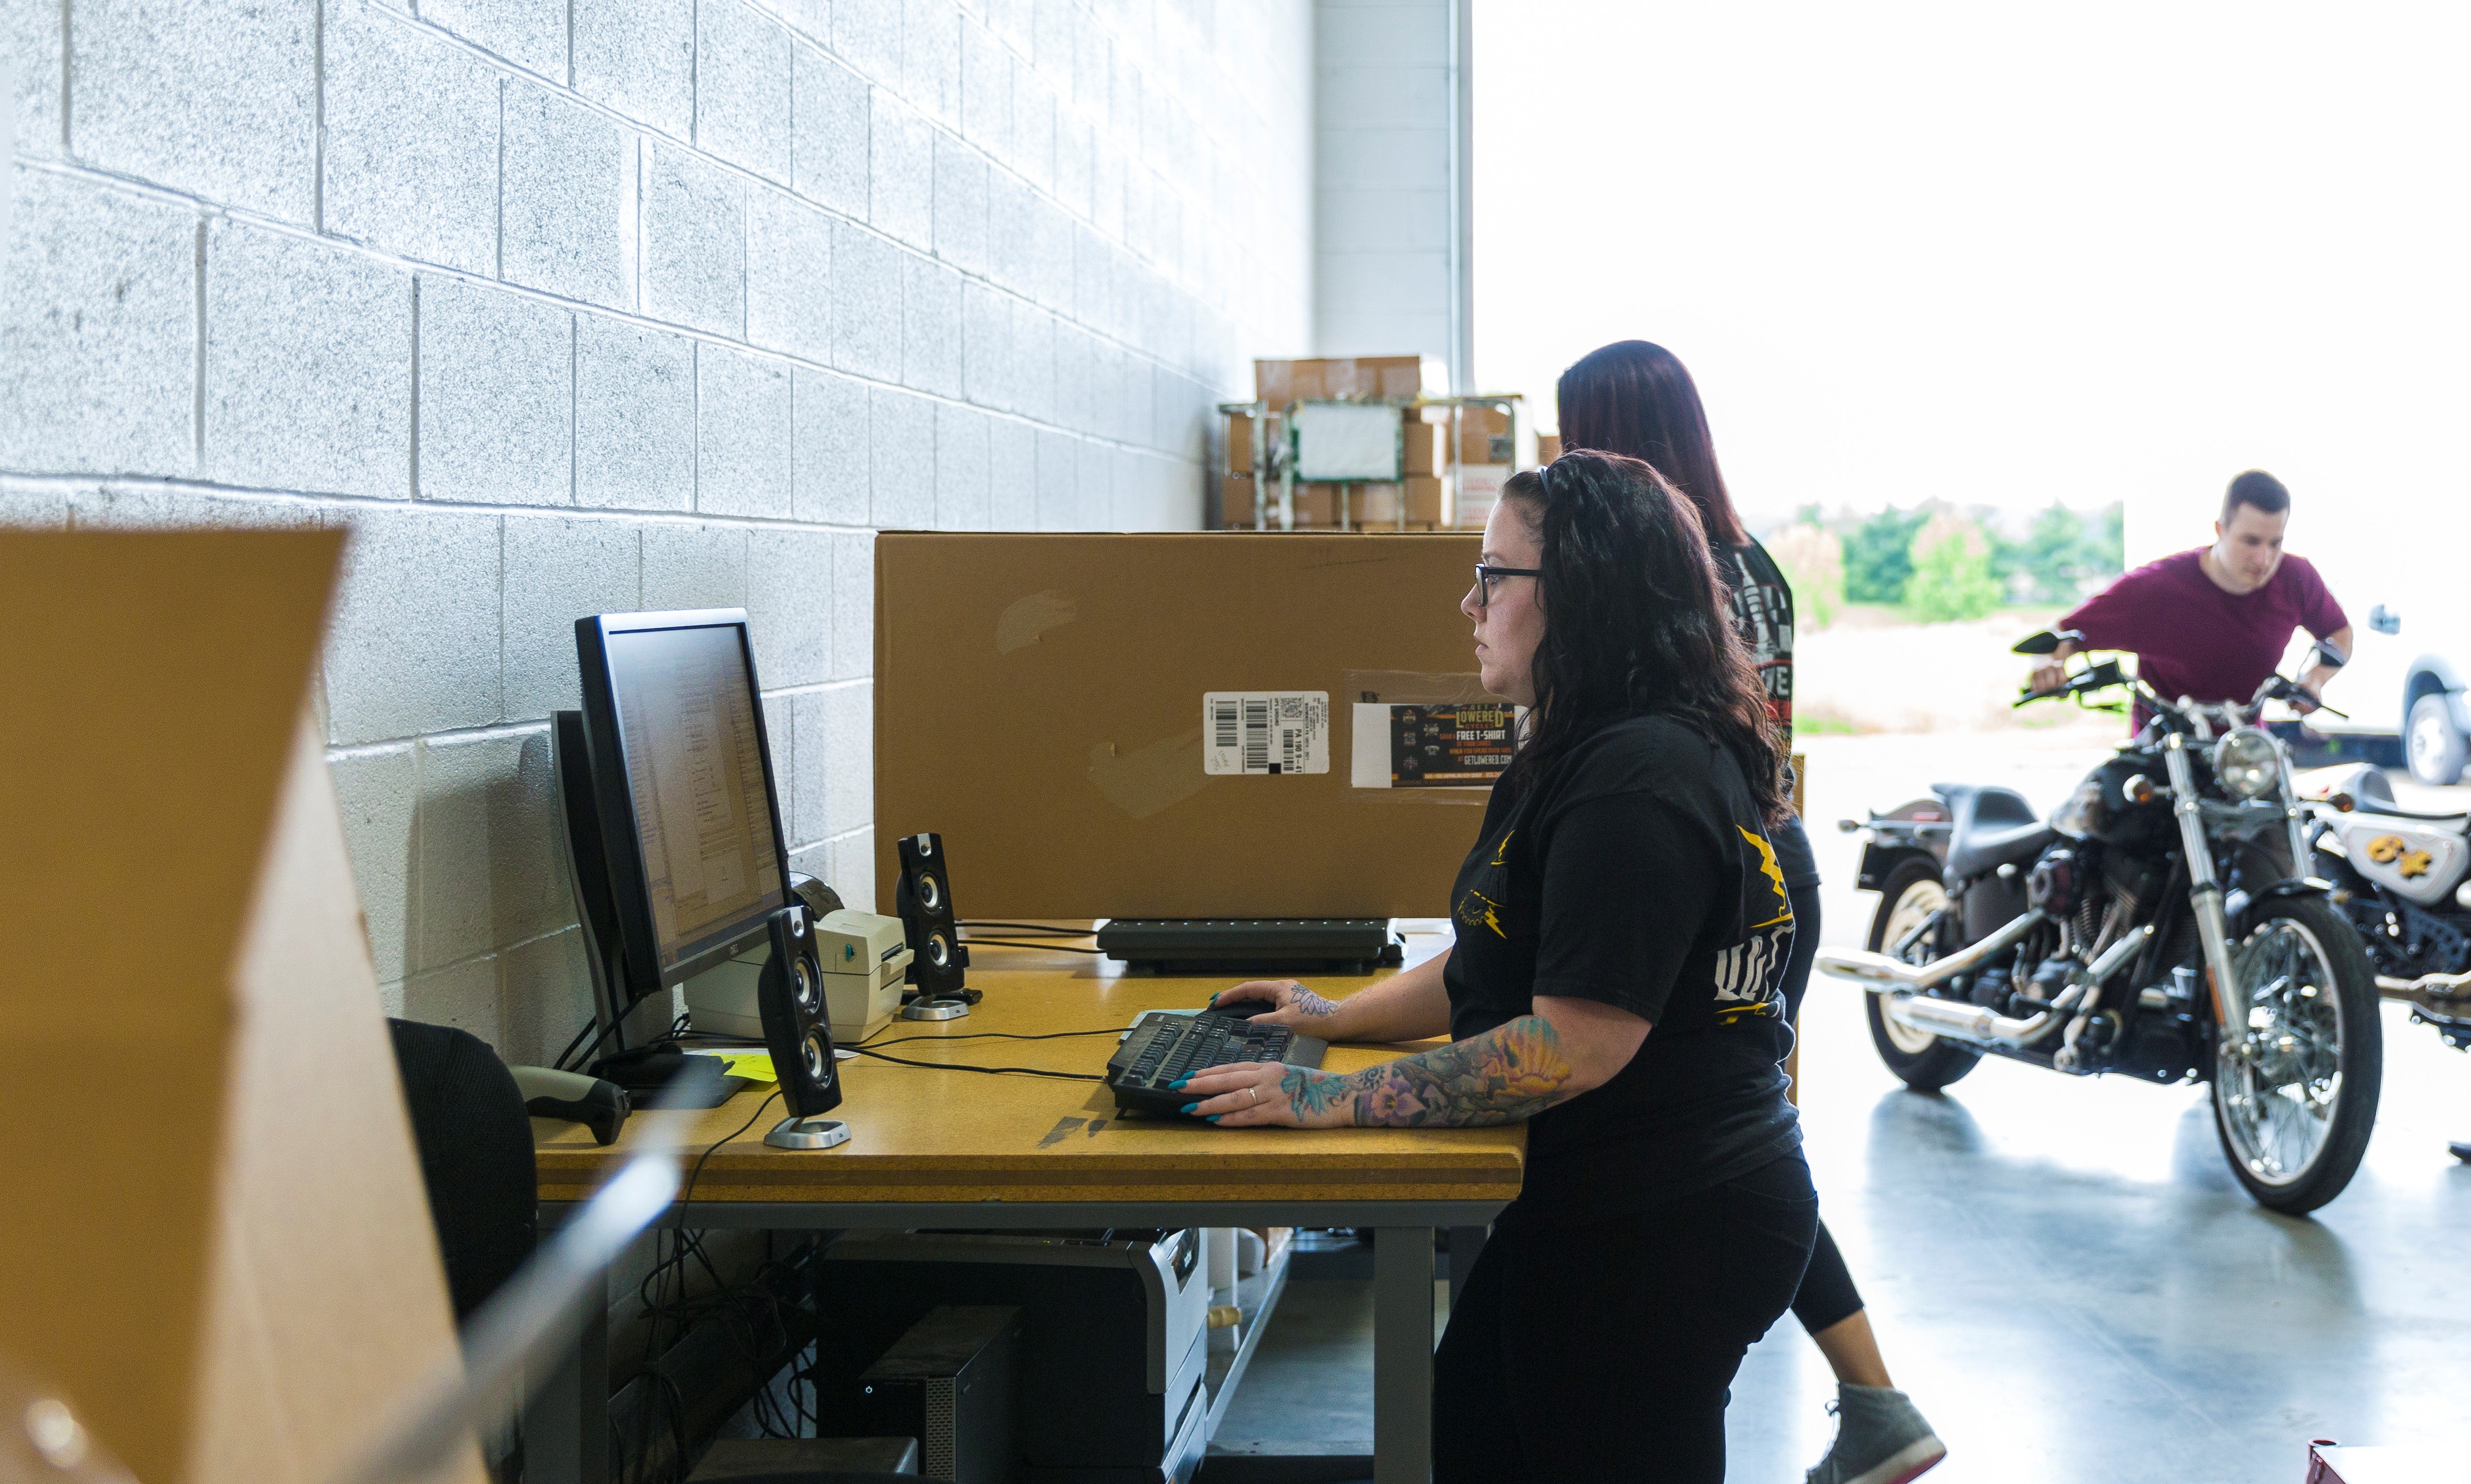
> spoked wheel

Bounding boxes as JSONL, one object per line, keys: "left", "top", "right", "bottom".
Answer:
{"left": 2211, "top": 895, "right": 2382, "bottom": 1214}
{"left": 1863, "top": 860, "right": 1982, "bottom": 1091}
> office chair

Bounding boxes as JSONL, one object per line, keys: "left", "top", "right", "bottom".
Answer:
{"left": 386, "top": 1020, "right": 538, "bottom": 1323}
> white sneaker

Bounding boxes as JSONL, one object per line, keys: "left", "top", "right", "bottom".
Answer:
{"left": 1805, "top": 1384, "right": 1946, "bottom": 1484}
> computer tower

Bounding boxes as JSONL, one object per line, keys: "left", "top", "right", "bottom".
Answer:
{"left": 818, "top": 1230, "right": 1208, "bottom": 1481}
{"left": 857, "top": 1305, "right": 1022, "bottom": 1484}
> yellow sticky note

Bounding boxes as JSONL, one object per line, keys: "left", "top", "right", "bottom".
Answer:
{"left": 717, "top": 1051, "right": 776, "bottom": 1083}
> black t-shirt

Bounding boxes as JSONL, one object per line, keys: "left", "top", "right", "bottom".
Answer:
{"left": 1443, "top": 715, "right": 1802, "bottom": 1223}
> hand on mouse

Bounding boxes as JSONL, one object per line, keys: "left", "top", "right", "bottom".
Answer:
{"left": 1209, "top": 978, "right": 1342, "bottom": 1033}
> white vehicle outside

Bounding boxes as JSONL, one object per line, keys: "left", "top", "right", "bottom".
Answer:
{"left": 2292, "top": 543, "right": 2471, "bottom": 785}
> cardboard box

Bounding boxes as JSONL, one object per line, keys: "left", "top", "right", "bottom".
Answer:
{"left": 1226, "top": 412, "right": 1256, "bottom": 473}
{"left": 1219, "top": 473, "right": 1262, "bottom": 529}
{"left": 1359, "top": 476, "right": 1450, "bottom": 528}
{"left": 1292, "top": 483, "right": 1339, "bottom": 528}
{"left": 1403, "top": 418, "right": 1447, "bottom": 476}
{"left": 1536, "top": 432, "right": 1562, "bottom": 464}
{"left": 1458, "top": 404, "right": 1513, "bottom": 467}
{"left": 875, "top": 532, "right": 1492, "bottom": 917}
{"left": 1255, "top": 356, "right": 1424, "bottom": 404}
{"left": 1455, "top": 463, "right": 1509, "bottom": 529}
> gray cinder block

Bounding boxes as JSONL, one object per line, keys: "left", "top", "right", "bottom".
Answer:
{"left": 868, "top": 87, "right": 933, "bottom": 249}
{"left": 865, "top": 385, "right": 934, "bottom": 529}
{"left": 933, "top": 401, "right": 990, "bottom": 531}
{"left": 420, "top": 0, "right": 568, "bottom": 79}
{"left": 642, "top": 520, "right": 748, "bottom": 609}
{"left": 401, "top": 956, "right": 507, "bottom": 1047}
{"left": 642, "top": 143, "right": 747, "bottom": 337}
{"left": 931, "top": 133, "right": 989, "bottom": 277}
{"left": 901, "top": 0, "right": 961, "bottom": 128}
{"left": 418, "top": 277, "right": 574, "bottom": 506}
{"left": 323, "top": 3, "right": 501, "bottom": 274}
{"left": 748, "top": 526, "right": 835, "bottom": 688}
{"left": 329, "top": 741, "right": 419, "bottom": 983}
{"left": 791, "top": 41, "right": 871, "bottom": 219}
{"left": 988, "top": 414, "right": 1035, "bottom": 531}
{"left": 576, "top": 316, "right": 696, "bottom": 511}
{"left": 71, "top": 0, "right": 316, "bottom": 221}
{"left": 899, "top": 254, "right": 961, "bottom": 397}
{"left": 0, "top": 174, "right": 194, "bottom": 477}
{"left": 792, "top": 366, "right": 870, "bottom": 526}
{"left": 958, "top": 20, "right": 1011, "bottom": 161}
{"left": 324, "top": 504, "right": 504, "bottom": 742}
{"left": 502, "top": 514, "right": 641, "bottom": 718}
{"left": 695, "top": 342, "right": 793, "bottom": 520}
{"left": 417, "top": 727, "right": 566, "bottom": 972}
{"left": 792, "top": 679, "right": 870, "bottom": 843}
{"left": 696, "top": 0, "right": 792, "bottom": 184}
{"left": 829, "top": 222, "right": 901, "bottom": 381}
{"left": 748, "top": 188, "right": 834, "bottom": 362}
{"left": 203, "top": 221, "right": 413, "bottom": 500}
{"left": 832, "top": 0, "right": 901, "bottom": 85}
{"left": 575, "top": 0, "right": 695, "bottom": 141}
{"left": 7, "top": 0, "right": 64, "bottom": 160}
{"left": 960, "top": 280, "right": 1012, "bottom": 413}
{"left": 831, "top": 528, "right": 871, "bottom": 679}
{"left": 503, "top": 80, "right": 631, "bottom": 309}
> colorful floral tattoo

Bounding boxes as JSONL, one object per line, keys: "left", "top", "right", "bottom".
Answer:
{"left": 1286, "top": 981, "right": 1341, "bottom": 1018}
{"left": 1277, "top": 1015, "right": 1574, "bottom": 1127}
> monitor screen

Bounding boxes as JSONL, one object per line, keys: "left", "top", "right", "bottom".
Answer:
{"left": 596, "top": 619, "right": 787, "bottom": 979}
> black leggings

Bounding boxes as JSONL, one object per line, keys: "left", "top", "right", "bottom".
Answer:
{"left": 1433, "top": 1154, "right": 1820, "bottom": 1484}
{"left": 1779, "top": 875, "right": 1868, "bottom": 1334}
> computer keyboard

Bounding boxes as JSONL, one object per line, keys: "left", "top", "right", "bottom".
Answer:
{"left": 1106, "top": 1010, "right": 1328, "bottom": 1118}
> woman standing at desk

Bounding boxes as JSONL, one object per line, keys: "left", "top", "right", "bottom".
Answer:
{"left": 1181, "top": 450, "right": 1815, "bottom": 1484}
{"left": 1556, "top": 337, "right": 1945, "bottom": 1484}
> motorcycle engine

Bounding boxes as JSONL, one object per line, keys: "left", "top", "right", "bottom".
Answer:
{"left": 2027, "top": 848, "right": 2080, "bottom": 918}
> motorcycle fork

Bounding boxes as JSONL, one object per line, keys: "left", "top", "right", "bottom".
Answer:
{"left": 2164, "top": 734, "right": 2245, "bottom": 1041}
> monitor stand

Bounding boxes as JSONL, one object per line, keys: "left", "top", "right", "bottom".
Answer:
{"left": 766, "top": 1115, "right": 853, "bottom": 1149}
{"left": 1096, "top": 918, "right": 1406, "bottom": 976}
{"left": 591, "top": 1045, "right": 749, "bottom": 1110}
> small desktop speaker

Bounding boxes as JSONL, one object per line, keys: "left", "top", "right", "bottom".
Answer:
{"left": 757, "top": 903, "right": 850, "bottom": 1149}
{"left": 895, "top": 832, "right": 970, "bottom": 1018}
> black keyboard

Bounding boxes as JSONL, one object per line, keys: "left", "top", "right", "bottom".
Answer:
{"left": 1105, "top": 1011, "right": 1328, "bottom": 1118}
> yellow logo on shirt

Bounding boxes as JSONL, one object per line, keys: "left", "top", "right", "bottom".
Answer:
{"left": 1740, "top": 827, "right": 1794, "bottom": 930}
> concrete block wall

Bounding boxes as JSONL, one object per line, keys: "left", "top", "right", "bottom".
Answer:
{"left": 1314, "top": 0, "right": 1456, "bottom": 372}
{"left": 1, "top": 0, "right": 1315, "bottom": 1065}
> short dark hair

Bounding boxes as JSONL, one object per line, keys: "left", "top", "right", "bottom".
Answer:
{"left": 2224, "top": 470, "right": 2290, "bottom": 522}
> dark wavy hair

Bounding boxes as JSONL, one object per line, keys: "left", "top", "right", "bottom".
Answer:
{"left": 1556, "top": 340, "right": 1747, "bottom": 547}
{"left": 1497, "top": 450, "right": 1787, "bottom": 823}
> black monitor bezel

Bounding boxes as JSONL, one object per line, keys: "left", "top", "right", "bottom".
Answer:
{"left": 573, "top": 607, "right": 794, "bottom": 1012}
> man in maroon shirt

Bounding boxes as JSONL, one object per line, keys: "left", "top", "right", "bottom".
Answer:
{"left": 2029, "top": 471, "right": 2352, "bottom": 720}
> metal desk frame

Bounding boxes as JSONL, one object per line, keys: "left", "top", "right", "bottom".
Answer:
{"left": 527, "top": 1199, "right": 1500, "bottom": 1484}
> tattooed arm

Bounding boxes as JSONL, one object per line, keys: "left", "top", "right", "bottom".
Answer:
{"left": 1178, "top": 995, "right": 1649, "bottom": 1128}
{"left": 1206, "top": 948, "right": 1454, "bottom": 1043}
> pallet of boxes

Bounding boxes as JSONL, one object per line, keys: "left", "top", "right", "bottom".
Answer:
{"left": 1217, "top": 356, "right": 1535, "bottom": 533}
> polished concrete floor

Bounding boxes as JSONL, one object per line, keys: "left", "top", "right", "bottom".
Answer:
{"left": 1213, "top": 740, "right": 2471, "bottom": 1480}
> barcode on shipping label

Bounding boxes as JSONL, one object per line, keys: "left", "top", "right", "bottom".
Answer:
{"left": 1203, "top": 692, "right": 1330, "bottom": 776}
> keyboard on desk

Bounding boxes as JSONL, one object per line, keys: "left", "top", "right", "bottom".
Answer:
{"left": 1105, "top": 1010, "right": 1328, "bottom": 1118}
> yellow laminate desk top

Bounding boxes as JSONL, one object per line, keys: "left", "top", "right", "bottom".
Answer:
{"left": 534, "top": 951, "right": 1525, "bottom": 1208}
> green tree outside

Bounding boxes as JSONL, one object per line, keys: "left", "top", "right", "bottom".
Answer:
{"left": 1843, "top": 507, "right": 1929, "bottom": 603}
{"left": 1904, "top": 512, "right": 2003, "bottom": 621}
{"left": 1767, "top": 524, "right": 1845, "bottom": 629}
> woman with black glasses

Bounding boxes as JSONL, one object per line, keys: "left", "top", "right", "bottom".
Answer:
{"left": 1558, "top": 337, "right": 1944, "bottom": 1484}
{"left": 1179, "top": 451, "right": 1817, "bottom": 1482}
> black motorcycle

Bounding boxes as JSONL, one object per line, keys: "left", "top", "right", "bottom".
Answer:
{"left": 1823, "top": 632, "right": 2382, "bottom": 1214}
{"left": 2300, "top": 764, "right": 2471, "bottom": 1059}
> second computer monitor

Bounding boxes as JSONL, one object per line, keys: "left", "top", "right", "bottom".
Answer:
{"left": 574, "top": 608, "right": 791, "bottom": 1016}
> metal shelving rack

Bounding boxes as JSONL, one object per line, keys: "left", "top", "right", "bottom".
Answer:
{"left": 1214, "top": 393, "right": 1524, "bottom": 532}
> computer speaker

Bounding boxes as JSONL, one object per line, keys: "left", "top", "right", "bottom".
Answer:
{"left": 757, "top": 903, "right": 851, "bottom": 1149}
{"left": 895, "top": 832, "right": 970, "bottom": 1019}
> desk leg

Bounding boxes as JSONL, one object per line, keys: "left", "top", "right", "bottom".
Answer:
{"left": 525, "top": 1267, "right": 608, "bottom": 1484}
{"left": 1372, "top": 1226, "right": 1434, "bottom": 1484}
{"left": 1445, "top": 1225, "right": 1487, "bottom": 1310}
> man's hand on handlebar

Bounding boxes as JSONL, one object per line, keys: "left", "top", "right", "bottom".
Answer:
{"left": 2026, "top": 640, "right": 2081, "bottom": 696}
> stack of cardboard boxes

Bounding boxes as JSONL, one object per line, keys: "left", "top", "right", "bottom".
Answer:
{"left": 1219, "top": 358, "right": 1525, "bottom": 533}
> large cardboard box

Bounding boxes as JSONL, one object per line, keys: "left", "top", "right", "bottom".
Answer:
{"left": 1360, "top": 476, "right": 1450, "bottom": 528}
{"left": 1458, "top": 404, "right": 1513, "bottom": 466}
{"left": 1255, "top": 356, "right": 1424, "bottom": 404}
{"left": 1219, "top": 473, "right": 1262, "bottom": 528}
{"left": 875, "top": 533, "right": 1494, "bottom": 917}
{"left": 1403, "top": 418, "right": 1447, "bottom": 476}
{"left": 1537, "top": 432, "right": 1562, "bottom": 464}
{"left": 1226, "top": 412, "right": 1257, "bottom": 472}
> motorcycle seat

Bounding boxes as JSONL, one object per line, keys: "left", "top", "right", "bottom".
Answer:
{"left": 1937, "top": 782, "right": 2056, "bottom": 881}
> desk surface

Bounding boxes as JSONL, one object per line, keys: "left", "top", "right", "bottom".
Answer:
{"left": 534, "top": 942, "right": 1525, "bottom": 1208}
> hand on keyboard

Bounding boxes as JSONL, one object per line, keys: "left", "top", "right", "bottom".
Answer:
{"left": 1104, "top": 1010, "right": 1327, "bottom": 1121}
{"left": 1207, "top": 977, "right": 1347, "bottom": 1035}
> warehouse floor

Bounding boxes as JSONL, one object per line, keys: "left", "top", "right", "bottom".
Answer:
{"left": 1213, "top": 741, "right": 2471, "bottom": 1481}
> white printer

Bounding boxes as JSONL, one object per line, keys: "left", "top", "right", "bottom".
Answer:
{"left": 685, "top": 907, "right": 913, "bottom": 1043}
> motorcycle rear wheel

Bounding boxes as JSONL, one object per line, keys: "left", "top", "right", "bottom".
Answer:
{"left": 1863, "top": 860, "right": 1983, "bottom": 1092}
{"left": 2210, "top": 894, "right": 2383, "bottom": 1215}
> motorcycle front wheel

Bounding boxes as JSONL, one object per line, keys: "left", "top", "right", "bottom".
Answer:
{"left": 1863, "top": 859, "right": 1983, "bottom": 1092}
{"left": 2211, "top": 894, "right": 2383, "bottom": 1215}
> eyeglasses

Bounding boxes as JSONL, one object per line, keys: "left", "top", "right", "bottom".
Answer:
{"left": 1469, "top": 563, "right": 1542, "bottom": 609}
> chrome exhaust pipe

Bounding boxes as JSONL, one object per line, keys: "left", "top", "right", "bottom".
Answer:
{"left": 1869, "top": 922, "right": 2155, "bottom": 1051}
{"left": 1816, "top": 911, "right": 2046, "bottom": 991}
{"left": 2378, "top": 970, "right": 2471, "bottom": 1000}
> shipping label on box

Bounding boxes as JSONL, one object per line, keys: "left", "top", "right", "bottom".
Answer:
{"left": 1350, "top": 701, "right": 1517, "bottom": 788}
{"left": 1204, "top": 692, "right": 1331, "bottom": 775}
{"left": 1456, "top": 464, "right": 1509, "bottom": 528}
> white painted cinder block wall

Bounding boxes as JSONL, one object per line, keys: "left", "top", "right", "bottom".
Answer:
{"left": 0, "top": 0, "right": 1316, "bottom": 1065}
{"left": 1313, "top": 0, "right": 1457, "bottom": 373}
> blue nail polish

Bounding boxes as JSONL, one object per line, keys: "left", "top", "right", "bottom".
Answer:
{"left": 1180, "top": 1102, "right": 1198, "bottom": 1114}
{"left": 1169, "top": 1077, "right": 1188, "bottom": 1089}
{"left": 1207, "top": 993, "right": 1219, "bottom": 1006}
{"left": 1205, "top": 1115, "right": 1222, "bottom": 1123}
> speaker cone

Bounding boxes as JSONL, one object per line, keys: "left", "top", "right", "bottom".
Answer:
{"left": 928, "top": 933, "right": 952, "bottom": 969}
{"left": 802, "top": 1029, "right": 832, "bottom": 1084}
{"left": 918, "top": 872, "right": 943, "bottom": 912}
{"left": 793, "top": 956, "right": 822, "bottom": 1014}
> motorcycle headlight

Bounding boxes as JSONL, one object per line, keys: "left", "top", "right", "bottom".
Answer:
{"left": 2212, "top": 727, "right": 2282, "bottom": 799}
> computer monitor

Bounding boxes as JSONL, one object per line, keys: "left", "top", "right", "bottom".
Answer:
{"left": 572, "top": 609, "right": 792, "bottom": 1019}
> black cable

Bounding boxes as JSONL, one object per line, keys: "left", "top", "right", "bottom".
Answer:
{"left": 550, "top": 1017, "right": 598, "bottom": 1072}
{"left": 679, "top": 1089, "right": 784, "bottom": 1213}
{"left": 846, "top": 1046, "right": 1104, "bottom": 1081}
{"left": 854, "top": 1026, "right": 1123, "bottom": 1048}
{"left": 963, "top": 939, "right": 1109, "bottom": 954}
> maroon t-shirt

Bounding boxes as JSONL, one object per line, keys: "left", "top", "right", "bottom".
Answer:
{"left": 2060, "top": 548, "right": 2346, "bottom": 717}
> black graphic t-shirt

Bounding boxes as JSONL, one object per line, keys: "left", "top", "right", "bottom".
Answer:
{"left": 1728, "top": 538, "right": 1818, "bottom": 889}
{"left": 1444, "top": 715, "right": 1802, "bottom": 1223}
